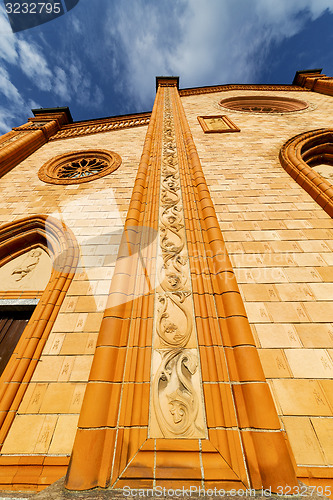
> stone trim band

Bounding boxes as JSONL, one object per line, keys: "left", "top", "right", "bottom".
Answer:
{"left": 179, "top": 84, "right": 308, "bottom": 97}
{"left": 50, "top": 113, "right": 151, "bottom": 141}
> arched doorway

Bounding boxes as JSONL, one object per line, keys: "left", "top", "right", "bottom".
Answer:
{"left": 0, "top": 215, "right": 79, "bottom": 448}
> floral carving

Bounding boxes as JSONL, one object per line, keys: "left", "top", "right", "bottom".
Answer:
{"left": 150, "top": 88, "right": 206, "bottom": 439}
{"left": 153, "top": 350, "right": 203, "bottom": 437}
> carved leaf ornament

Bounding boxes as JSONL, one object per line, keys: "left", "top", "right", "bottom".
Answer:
{"left": 151, "top": 88, "right": 206, "bottom": 439}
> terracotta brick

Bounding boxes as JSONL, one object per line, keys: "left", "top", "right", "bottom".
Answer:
{"left": 283, "top": 417, "right": 326, "bottom": 465}
{"left": 232, "top": 382, "right": 281, "bottom": 429}
{"left": 256, "top": 324, "right": 302, "bottom": 348}
{"left": 285, "top": 349, "right": 333, "bottom": 378}
{"left": 2, "top": 78, "right": 333, "bottom": 491}
{"left": 118, "top": 383, "right": 149, "bottom": 427}
{"left": 48, "top": 414, "right": 79, "bottom": 454}
{"left": 296, "top": 324, "right": 333, "bottom": 348}
{"left": 303, "top": 302, "right": 333, "bottom": 322}
{"left": 155, "top": 450, "right": 201, "bottom": 479}
{"left": 271, "top": 379, "right": 332, "bottom": 416}
{"left": 319, "top": 380, "right": 333, "bottom": 410}
{"left": 2, "top": 415, "right": 57, "bottom": 454}
{"left": 121, "top": 448, "right": 154, "bottom": 479}
{"left": 201, "top": 450, "right": 241, "bottom": 481}
{"left": 39, "top": 383, "right": 76, "bottom": 413}
{"left": 265, "top": 302, "right": 310, "bottom": 323}
{"left": 258, "top": 349, "right": 293, "bottom": 378}
{"left": 203, "top": 383, "right": 237, "bottom": 428}
{"left": 316, "top": 267, "right": 333, "bottom": 282}
{"left": 78, "top": 382, "right": 121, "bottom": 428}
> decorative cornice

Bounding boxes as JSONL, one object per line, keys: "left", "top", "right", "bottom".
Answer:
{"left": 156, "top": 76, "right": 179, "bottom": 89}
{"left": 293, "top": 70, "right": 333, "bottom": 97}
{"left": 45, "top": 85, "right": 309, "bottom": 142}
{"left": 50, "top": 112, "right": 151, "bottom": 141}
{"left": 13, "top": 120, "right": 53, "bottom": 131}
{"left": 26, "top": 85, "right": 312, "bottom": 142}
{"left": 179, "top": 84, "right": 308, "bottom": 97}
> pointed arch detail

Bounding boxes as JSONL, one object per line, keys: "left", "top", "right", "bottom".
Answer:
{"left": 0, "top": 215, "right": 79, "bottom": 448}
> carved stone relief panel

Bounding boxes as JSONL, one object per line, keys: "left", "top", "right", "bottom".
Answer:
{"left": 149, "top": 88, "right": 207, "bottom": 439}
{"left": 0, "top": 247, "right": 51, "bottom": 291}
{"left": 198, "top": 115, "right": 240, "bottom": 133}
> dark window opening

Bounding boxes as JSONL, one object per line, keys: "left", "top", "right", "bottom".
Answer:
{"left": 0, "top": 306, "right": 35, "bottom": 376}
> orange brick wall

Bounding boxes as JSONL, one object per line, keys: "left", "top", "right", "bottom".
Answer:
{"left": 0, "top": 125, "right": 147, "bottom": 462}
{"left": 181, "top": 89, "right": 333, "bottom": 476}
{"left": 0, "top": 85, "right": 332, "bottom": 493}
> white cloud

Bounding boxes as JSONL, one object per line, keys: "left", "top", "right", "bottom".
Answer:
{"left": 93, "top": 86, "right": 104, "bottom": 109}
{"left": 0, "top": 5, "right": 18, "bottom": 64}
{"left": 0, "top": 0, "right": 332, "bottom": 131}
{"left": 53, "top": 66, "right": 71, "bottom": 100}
{"left": 28, "top": 99, "right": 42, "bottom": 110}
{"left": 70, "top": 16, "right": 82, "bottom": 34}
{"left": 0, "top": 67, "right": 24, "bottom": 104}
{"left": 104, "top": 1, "right": 182, "bottom": 107}
{"left": 0, "top": 78, "right": 32, "bottom": 133}
{"left": 0, "top": 106, "right": 16, "bottom": 134}
{"left": 254, "top": 0, "right": 333, "bottom": 26}
{"left": 17, "top": 39, "right": 53, "bottom": 91}
{"left": 0, "top": 6, "right": 54, "bottom": 93}
{"left": 104, "top": 0, "right": 333, "bottom": 107}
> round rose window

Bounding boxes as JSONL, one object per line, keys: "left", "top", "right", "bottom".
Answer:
{"left": 219, "top": 96, "right": 308, "bottom": 113}
{"left": 38, "top": 149, "right": 121, "bottom": 185}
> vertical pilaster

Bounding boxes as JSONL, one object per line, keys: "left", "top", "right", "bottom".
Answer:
{"left": 0, "top": 109, "right": 71, "bottom": 178}
{"left": 65, "top": 80, "right": 164, "bottom": 491}
{"left": 293, "top": 69, "right": 333, "bottom": 97}
{"left": 150, "top": 85, "right": 207, "bottom": 440}
{"left": 65, "top": 78, "right": 298, "bottom": 492}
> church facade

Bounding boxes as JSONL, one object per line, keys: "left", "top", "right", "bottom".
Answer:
{"left": 0, "top": 69, "right": 332, "bottom": 495}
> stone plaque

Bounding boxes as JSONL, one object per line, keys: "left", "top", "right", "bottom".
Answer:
{"left": 197, "top": 115, "right": 240, "bottom": 133}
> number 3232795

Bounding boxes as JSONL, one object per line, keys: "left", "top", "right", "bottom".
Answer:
{"left": 5, "top": 3, "right": 62, "bottom": 14}
{"left": 277, "top": 485, "right": 332, "bottom": 496}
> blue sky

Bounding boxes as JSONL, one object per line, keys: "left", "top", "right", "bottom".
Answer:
{"left": 0, "top": 0, "right": 332, "bottom": 133}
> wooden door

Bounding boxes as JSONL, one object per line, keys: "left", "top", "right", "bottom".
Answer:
{"left": 0, "top": 312, "right": 30, "bottom": 376}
